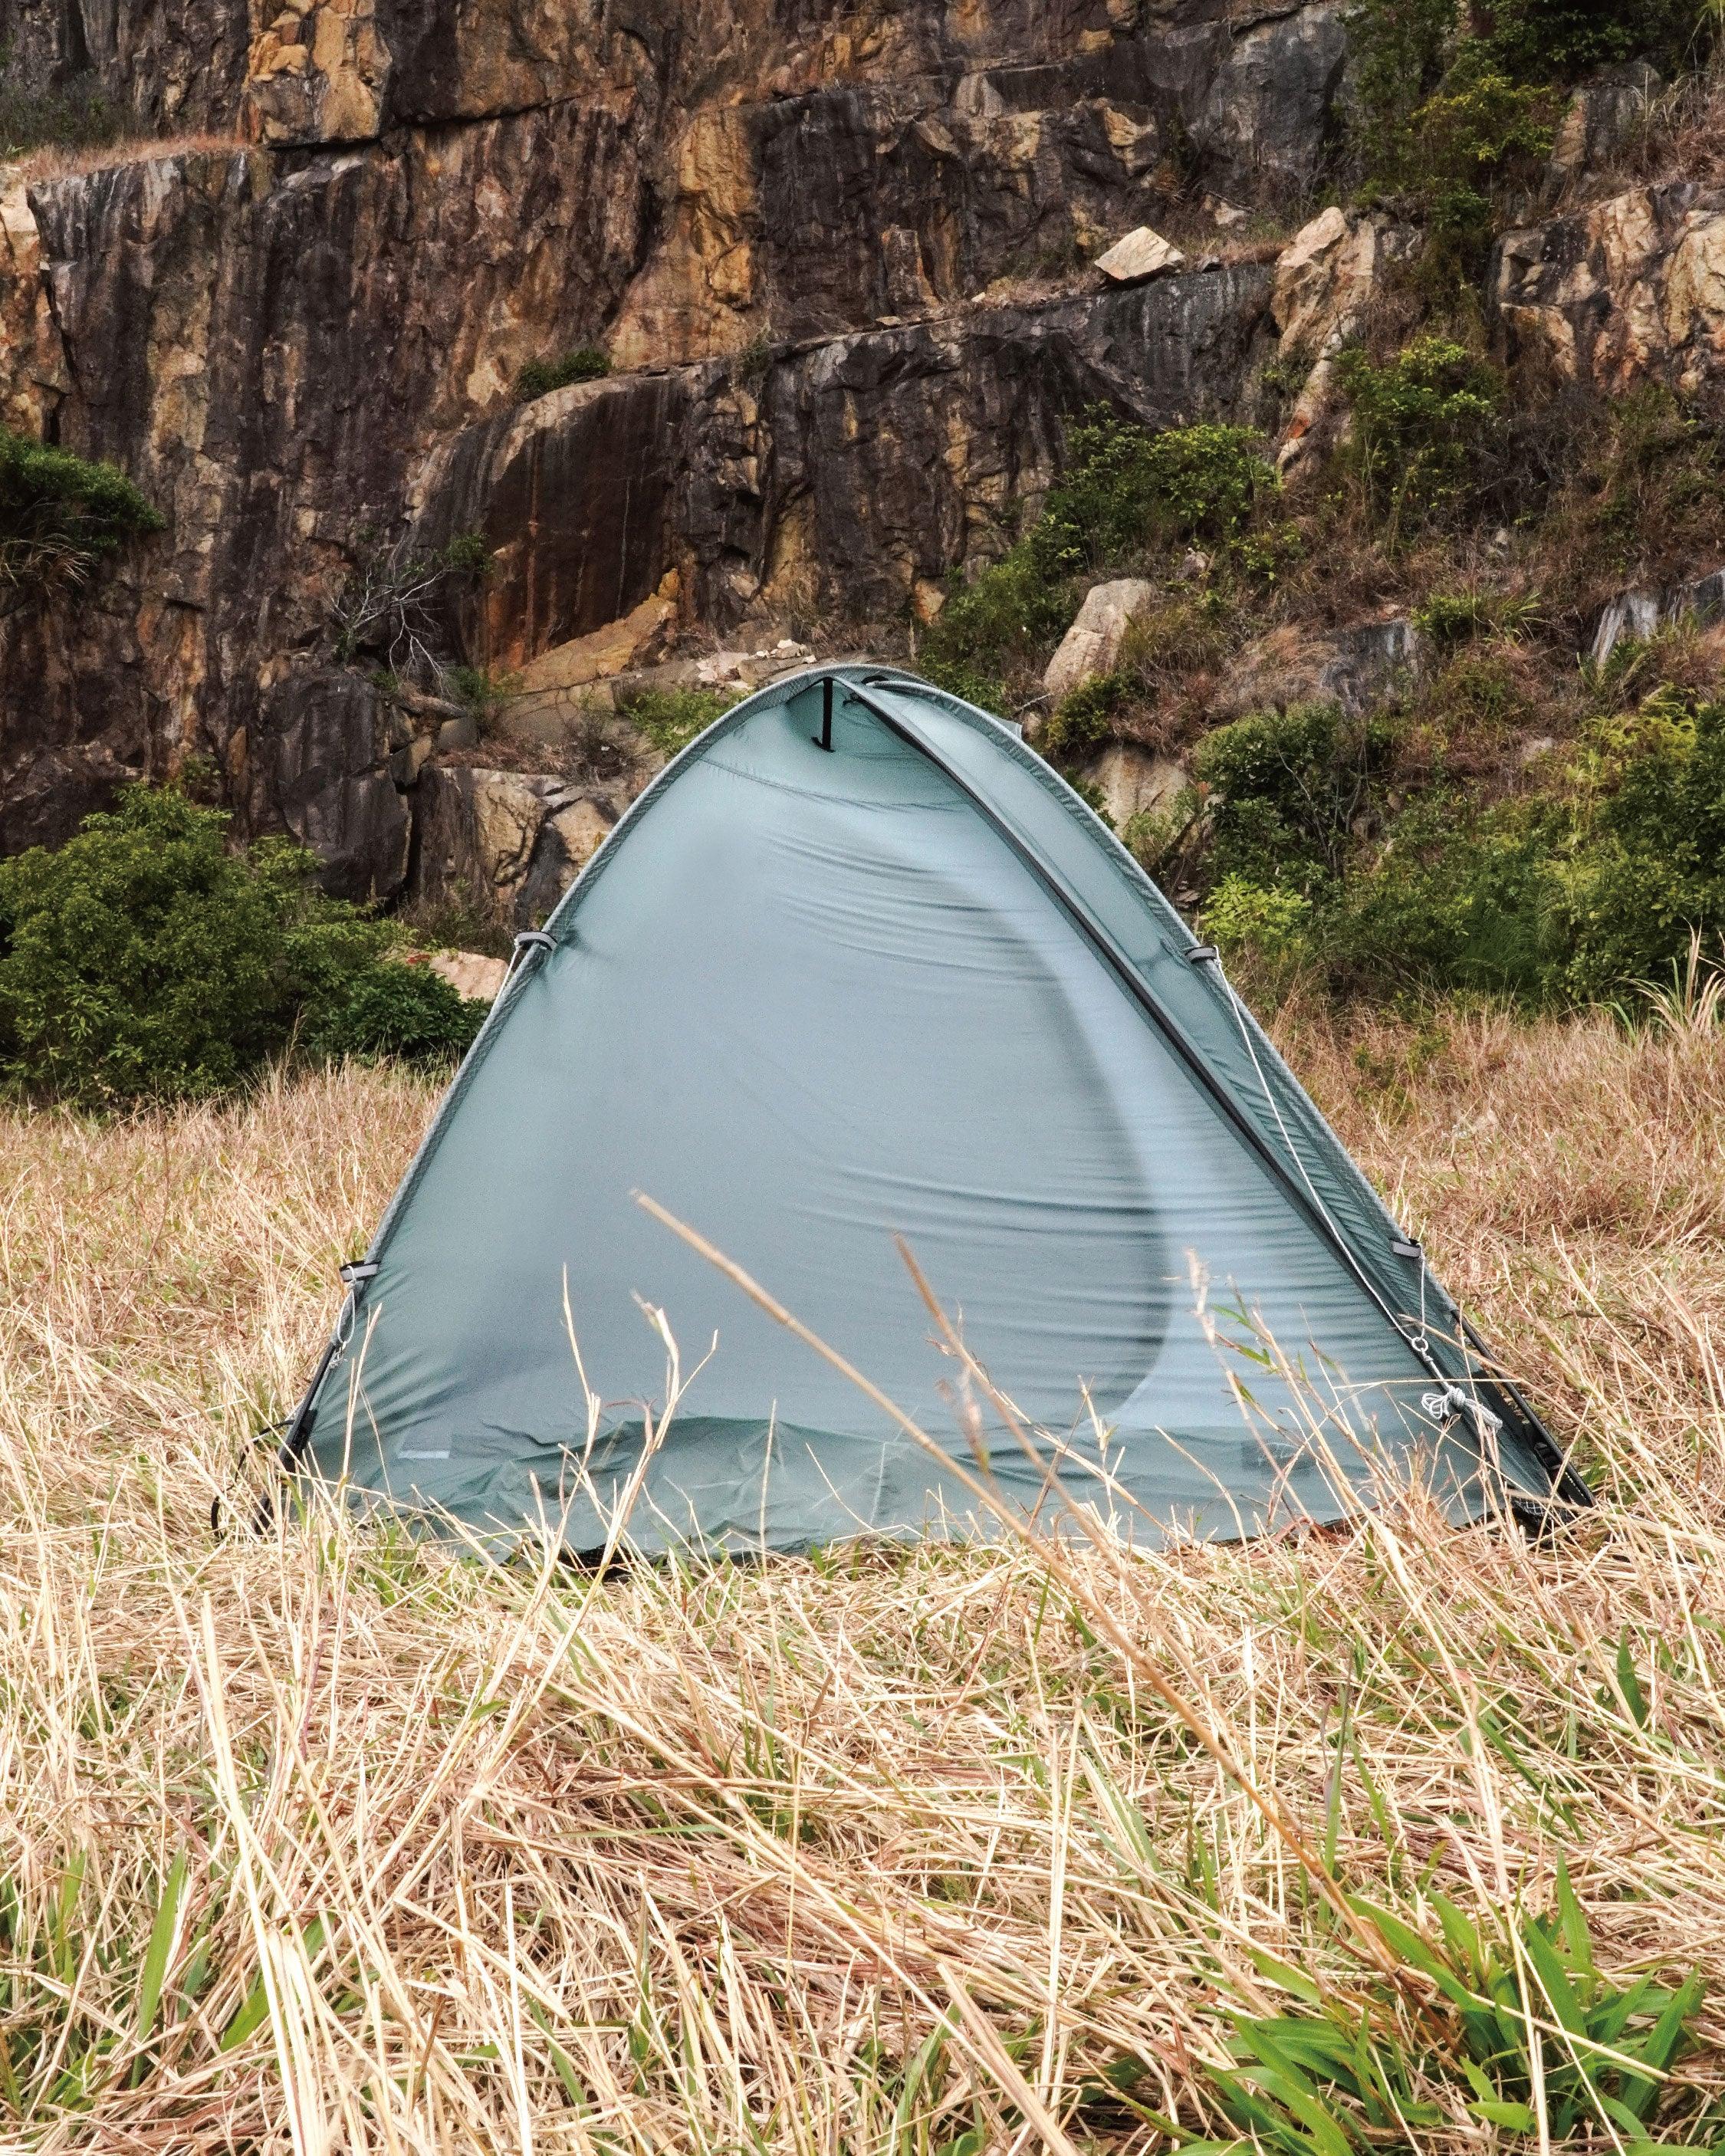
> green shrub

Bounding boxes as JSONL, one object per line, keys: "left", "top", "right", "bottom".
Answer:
{"left": 619, "top": 686, "right": 738, "bottom": 758}
{"left": 1042, "top": 672, "right": 1125, "bottom": 762}
{"left": 1345, "top": 0, "right": 1458, "bottom": 181}
{"left": 1412, "top": 590, "right": 1542, "bottom": 645}
{"left": 1201, "top": 875, "right": 1313, "bottom": 957}
{"left": 1552, "top": 691, "right": 1725, "bottom": 997}
{"left": 0, "top": 428, "right": 163, "bottom": 593}
{"left": 1336, "top": 337, "right": 1505, "bottom": 540}
{"left": 922, "top": 415, "right": 1288, "bottom": 698}
{"left": 1309, "top": 689, "right": 1725, "bottom": 1003}
{"left": 1418, "top": 648, "right": 1537, "bottom": 743}
{"left": 1400, "top": 45, "right": 1554, "bottom": 261}
{"left": 1194, "top": 702, "right": 1395, "bottom": 895}
{"left": 0, "top": 788, "right": 489, "bottom": 1102}
{"left": 304, "top": 962, "right": 487, "bottom": 1066}
{"left": 1487, "top": 0, "right": 1695, "bottom": 77}
{"left": 515, "top": 349, "right": 612, "bottom": 402}
{"left": 446, "top": 665, "right": 520, "bottom": 735}
{"left": 1321, "top": 794, "right": 1563, "bottom": 998}
{"left": 918, "top": 653, "right": 1009, "bottom": 717}
{"left": 1028, "top": 414, "right": 1286, "bottom": 581}
{"left": 922, "top": 548, "right": 1074, "bottom": 695}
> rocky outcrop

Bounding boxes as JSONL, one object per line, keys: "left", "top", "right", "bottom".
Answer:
{"left": 409, "top": 766, "right": 618, "bottom": 933}
{"left": 252, "top": 670, "right": 412, "bottom": 902}
{"left": 1494, "top": 184, "right": 1725, "bottom": 396}
{"left": 421, "top": 262, "right": 1275, "bottom": 647}
{"left": 1044, "top": 577, "right": 1157, "bottom": 699}
{"left": 0, "top": 0, "right": 250, "bottom": 135}
{"left": 1214, "top": 617, "right": 1422, "bottom": 721}
{"left": 0, "top": 0, "right": 1351, "bottom": 900}
{"left": 1590, "top": 564, "right": 1725, "bottom": 666}
{"left": 1544, "top": 62, "right": 1664, "bottom": 202}
{"left": 1271, "top": 205, "right": 1417, "bottom": 474}
{"left": 1078, "top": 739, "right": 1186, "bottom": 827}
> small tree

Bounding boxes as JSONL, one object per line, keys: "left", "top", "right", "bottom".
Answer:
{"left": 1336, "top": 337, "right": 1505, "bottom": 541}
{"left": 0, "top": 789, "right": 391, "bottom": 1101}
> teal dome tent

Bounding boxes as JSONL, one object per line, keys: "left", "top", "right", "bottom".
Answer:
{"left": 281, "top": 666, "right": 1585, "bottom": 1553}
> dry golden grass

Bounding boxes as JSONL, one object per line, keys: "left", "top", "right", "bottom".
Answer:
{"left": 7, "top": 132, "right": 245, "bottom": 184}
{"left": 2, "top": 1006, "right": 1723, "bottom": 2152}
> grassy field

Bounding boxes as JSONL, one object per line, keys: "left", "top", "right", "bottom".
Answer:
{"left": 1, "top": 1000, "right": 1723, "bottom": 2153}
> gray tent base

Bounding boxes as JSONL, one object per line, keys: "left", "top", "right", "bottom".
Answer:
{"left": 281, "top": 666, "right": 1587, "bottom": 1557}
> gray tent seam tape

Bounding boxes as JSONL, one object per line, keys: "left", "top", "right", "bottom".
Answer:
{"left": 271, "top": 664, "right": 1588, "bottom": 1519}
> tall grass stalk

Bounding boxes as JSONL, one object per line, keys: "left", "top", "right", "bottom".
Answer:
{"left": 1, "top": 1010, "right": 1723, "bottom": 2149}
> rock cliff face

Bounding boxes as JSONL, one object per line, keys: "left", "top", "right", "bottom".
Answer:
{"left": 2, "top": 0, "right": 1714, "bottom": 921}
{"left": 0, "top": 0, "right": 1332, "bottom": 899}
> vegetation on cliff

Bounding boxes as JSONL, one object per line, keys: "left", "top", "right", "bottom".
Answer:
{"left": 0, "top": 427, "right": 163, "bottom": 597}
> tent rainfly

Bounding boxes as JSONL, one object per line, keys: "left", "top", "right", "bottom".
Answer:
{"left": 281, "top": 666, "right": 1586, "bottom": 1553}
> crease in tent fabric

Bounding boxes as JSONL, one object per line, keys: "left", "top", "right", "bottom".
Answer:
{"left": 838, "top": 672, "right": 1581, "bottom": 1511}
{"left": 840, "top": 677, "right": 1470, "bottom": 1406}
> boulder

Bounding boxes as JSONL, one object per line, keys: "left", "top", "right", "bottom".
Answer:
{"left": 1079, "top": 743, "right": 1188, "bottom": 829}
{"left": 1271, "top": 208, "right": 1418, "bottom": 473}
{"left": 1214, "top": 618, "right": 1421, "bottom": 721}
{"left": 1044, "top": 580, "right": 1157, "bottom": 702}
{"left": 410, "top": 767, "right": 616, "bottom": 932}
{"left": 1191, "top": 2, "right": 1349, "bottom": 193}
{"left": 409, "top": 949, "right": 510, "bottom": 1001}
{"left": 256, "top": 670, "right": 411, "bottom": 903}
{"left": 1547, "top": 62, "right": 1663, "bottom": 193}
{"left": 1590, "top": 564, "right": 1725, "bottom": 667}
{"left": 1094, "top": 227, "right": 1187, "bottom": 285}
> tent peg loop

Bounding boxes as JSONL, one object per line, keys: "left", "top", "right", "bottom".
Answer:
{"left": 1423, "top": 1383, "right": 1503, "bottom": 1440}
{"left": 338, "top": 1260, "right": 380, "bottom": 1286}
{"left": 1185, "top": 944, "right": 1221, "bottom": 966}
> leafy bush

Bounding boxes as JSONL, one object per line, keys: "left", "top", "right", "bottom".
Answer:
{"left": 1398, "top": 45, "right": 1554, "bottom": 258}
{"left": 1336, "top": 337, "right": 1505, "bottom": 540}
{"left": 922, "top": 415, "right": 1287, "bottom": 702}
{"left": 1412, "top": 589, "right": 1542, "bottom": 645}
{"left": 922, "top": 547, "right": 1074, "bottom": 698}
{"left": 1201, "top": 875, "right": 1313, "bottom": 957}
{"left": 304, "top": 962, "right": 487, "bottom": 1066}
{"left": 1041, "top": 672, "right": 1125, "bottom": 762}
{"left": 1321, "top": 794, "right": 1562, "bottom": 997}
{"left": 619, "top": 686, "right": 738, "bottom": 758}
{"left": 1487, "top": 0, "right": 1695, "bottom": 77}
{"left": 1194, "top": 702, "right": 1395, "bottom": 895}
{"left": 446, "top": 665, "right": 519, "bottom": 735}
{"left": 1345, "top": 0, "right": 1457, "bottom": 179}
{"left": 0, "top": 788, "right": 481, "bottom": 1103}
{"left": 515, "top": 349, "right": 611, "bottom": 402}
{"left": 1305, "top": 688, "right": 1725, "bottom": 1001}
{"left": 1551, "top": 689, "right": 1725, "bottom": 997}
{"left": 918, "top": 652, "right": 1009, "bottom": 717}
{"left": 1027, "top": 414, "right": 1287, "bottom": 581}
{"left": 0, "top": 428, "right": 163, "bottom": 593}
